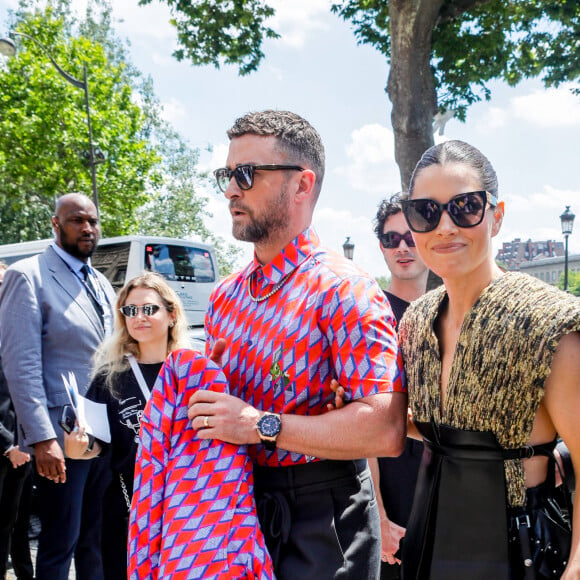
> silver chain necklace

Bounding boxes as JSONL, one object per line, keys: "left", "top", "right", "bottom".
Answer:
{"left": 248, "top": 270, "right": 294, "bottom": 303}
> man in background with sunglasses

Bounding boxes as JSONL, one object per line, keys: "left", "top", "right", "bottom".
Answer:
{"left": 0, "top": 193, "right": 116, "bottom": 580}
{"left": 187, "top": 110, "right": 407, "bottom": 580}
{"left": 372, "top": 194, "right": 428, "bottom": 580}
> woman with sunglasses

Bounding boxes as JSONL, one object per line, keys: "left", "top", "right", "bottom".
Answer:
{"left": 396, "top": 140, "right": 580, "bottom": 579}
{"left": 64, "top": 272, "right": 190, "bottom": 578}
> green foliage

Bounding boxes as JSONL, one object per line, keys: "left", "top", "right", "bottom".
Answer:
{"left": 374, "top": 274, "right": 390, "bottom": 291}
{"left": 133, "top": 79, "right": 243, "bottom": 277}
{"left": 0, "top": 3, "right": 161, "bottom": 241}
{"left": 138, "top": 0, "right": 279, "bottom": 75}
{"left": 558, "top": 270, "right": 580, "bottom": 296}
{"left": 0, "top": 1, "right": 240, "bottom": 276}
{"left": 330, "top": 0, "right": 580, "bottom": 121}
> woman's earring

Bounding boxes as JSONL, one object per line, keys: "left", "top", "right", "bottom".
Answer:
{"left": 169, "top": 322, "right": 174, "bottom": 328}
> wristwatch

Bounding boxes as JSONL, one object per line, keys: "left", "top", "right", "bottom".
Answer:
{"left": 256, "top": 412, "right": 281, "bottom": 450}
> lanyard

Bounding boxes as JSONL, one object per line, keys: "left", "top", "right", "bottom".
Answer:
{"left": 127, "top": 354, "right": 152, "bottom": 401}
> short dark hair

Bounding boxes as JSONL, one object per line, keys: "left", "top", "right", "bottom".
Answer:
{"left": 227, "top": 110, "right": 326, "bottom": 199}
{"left": 409, "top": 140, "right": 498, "bottom": 198}
{"left": 373, "top": 193, "right": 408, "bottom": 239}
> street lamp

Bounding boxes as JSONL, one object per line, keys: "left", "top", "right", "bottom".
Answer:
{"left": 0, "top": 32, "right": 101, "bottom": 213}
{"left": 342, "top": 236, "right": 354, "bottom": 260}
{"left": 559, "top": 206, "right": 575, "bottom": 292}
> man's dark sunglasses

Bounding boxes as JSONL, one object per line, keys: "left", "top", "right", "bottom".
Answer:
{"left": 119, "top": 304, "right": 164, "bottom": 318}
{"left": 213, "top": 164, "right": 304, "bottom": 193}
{"left": 379, "top": 231, "right": 416, "bottom": 249}
{"left": 401, "top": 191, "right": 498, "bottom": 233}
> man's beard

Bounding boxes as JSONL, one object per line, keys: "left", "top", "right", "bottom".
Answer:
{"left": 232, "top": 185, "right": 289, "bottom": 243}
{"left": 59, "top": 231, "right": 97, "bottom": 259}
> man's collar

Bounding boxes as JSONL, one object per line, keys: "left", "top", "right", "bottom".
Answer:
{"left": 246, "top": 227, "right": 319, "bottom": 283}
{"left": 51, "top": 242, "right": 91, "bottom": 274}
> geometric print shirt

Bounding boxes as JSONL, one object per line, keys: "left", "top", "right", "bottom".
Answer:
{"left": 206, "top": 227, "right": 406, "bottom": 467}
{"left": 128, "top": 349, "right": 274, "bottom": 580}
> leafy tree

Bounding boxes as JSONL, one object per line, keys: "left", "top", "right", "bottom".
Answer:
{"left": 143, "top": 0, "right": 580, "bottom": 187}
{"left": 0, "top": 2, "right": 160, "bottom": 241}
{"left": 558, "top": 270, "right": 580, "bottom": 296}
{"left": 1, "top": 1, "right": 242, "bottom": 275}
{"left": 374, "top": 274, "right": 390, "bottom": 291}
{"left": 134, "top": 85, "right": 243, "bottom": 276}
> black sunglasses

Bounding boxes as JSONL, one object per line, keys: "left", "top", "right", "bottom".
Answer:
{"left": 401, "top": 191, "right": 498, "bottom": 233}
{"left": 119, "top": 304, "right": 164, "bottom": 318}
{"left": 379, "top": 231, "right": 416, "bottom": 249}
{"left": 213, "top": 164, "right": 304, "bottom": 193}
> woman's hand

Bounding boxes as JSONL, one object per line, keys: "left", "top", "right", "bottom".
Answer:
{"left": 63, "top": 423, "right": 98, "bottom": 459}
{"left": 326, "top": 379, "right": 347, "bottom": 411}
{"left": 380, "top": 516, "right": 406, "bottom": 565}
{"left": 7, "top": 445, "right": 30, "bottom": 468}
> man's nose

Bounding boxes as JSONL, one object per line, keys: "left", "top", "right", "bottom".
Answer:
{"left": 225, "top": 178, "right": 242, "bottom": 200}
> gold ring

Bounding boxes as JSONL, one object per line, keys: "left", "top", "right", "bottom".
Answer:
{"left": 203, "top": 416, "right": 210, "bottom": 428}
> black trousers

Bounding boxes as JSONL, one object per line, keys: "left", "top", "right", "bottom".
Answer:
{"left": 101, "top": 475, "right": 130, "bottom": 580}
{"left": 254, "top": 459, "right": 381, "bottom": 580}
{"left": 0, "top": 458, "right": 33, "bottom": 580}
{"left": 35, "top": 455, "right": 111, "bottom": 580}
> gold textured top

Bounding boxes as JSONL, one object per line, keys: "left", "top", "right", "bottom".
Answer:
{"left": 399, "top": 272, "right": 580, "bottom": 506}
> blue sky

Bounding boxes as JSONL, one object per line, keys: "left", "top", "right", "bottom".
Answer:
{"left": 2, "top": 0, "right": 579, "bottom": 278}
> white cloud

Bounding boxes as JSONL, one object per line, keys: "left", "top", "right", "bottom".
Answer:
{"left": 198, "top": 142, "right": 229, "bottom": 174}
{"left": 511, "top": 84, "right": 580, "bottom": 127}
{"left": 159, "top": 97, "right": 186, "bottom": 125}
{"left": 335, "top": 123, "right": 400, "bottom": 194}
{"left": 313, "top": 206, "right": 385, "bottom": 278}
{"left": 269, "top": 0, "right": 332, "bottom": 48}
{"left": 476, "top": 106, "right": 507, "bottom": 132}
{"left": 497, "top": 185, "right": 580, "bottom": 254}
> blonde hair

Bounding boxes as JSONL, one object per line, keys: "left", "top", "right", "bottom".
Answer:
{"left": 93, "top": 271, "right": 190, "bottom": 391}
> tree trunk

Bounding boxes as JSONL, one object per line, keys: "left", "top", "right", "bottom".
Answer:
{"left": 387, "top": 0, "right": 442, "bottom": 190}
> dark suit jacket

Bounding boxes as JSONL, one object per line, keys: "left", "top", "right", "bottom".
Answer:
{"left": 0, "top": 356, "right": 16, "bottom": 455}
{"left": 0, "top": 245, "right": 117, "bottom": 451}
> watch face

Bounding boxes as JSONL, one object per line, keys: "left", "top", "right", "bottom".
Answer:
{"left": 259, "top": 414, "right": 281, "bottom": 437}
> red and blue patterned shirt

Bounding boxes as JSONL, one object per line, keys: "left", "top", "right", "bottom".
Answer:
{"left": 128, "top": 349, "right": 274, "bottom": 580}
{"left": 206, "top": 227, "right": 406, "bottom": 467}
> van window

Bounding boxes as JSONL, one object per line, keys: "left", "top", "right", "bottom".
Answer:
{"left": 92, "top": 242, "right": 130, "bottom": 290}
{"left": 144, "top": 244, "right": 216, "bottom": 283}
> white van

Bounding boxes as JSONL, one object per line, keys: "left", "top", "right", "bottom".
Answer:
{"left": 0, "top": 235, "right": 219, "bottom": 328}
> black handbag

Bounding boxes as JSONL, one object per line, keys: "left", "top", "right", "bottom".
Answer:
{"left": 507, "top": 445, "right": 572, "bottom": 580}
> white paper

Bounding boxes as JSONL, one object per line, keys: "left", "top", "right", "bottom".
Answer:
{"left": 61, "top": 372, "right": 111, "bottom": 443}
{"left": 77, "top": 394, "right": 111, "bottom": 443}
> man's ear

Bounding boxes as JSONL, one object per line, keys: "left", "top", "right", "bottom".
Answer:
{"left": 491, "top": 200, "right": 504, "bottom": 238}
{"left": 294, "top": 169, "right": 316, "bottom": 203}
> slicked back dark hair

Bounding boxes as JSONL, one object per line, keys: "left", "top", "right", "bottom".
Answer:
{"left": 409, "top": 140, "right": 498, "bottom": 198}
{"left": 227, "top": 110, "right": 326, "bottom": 200}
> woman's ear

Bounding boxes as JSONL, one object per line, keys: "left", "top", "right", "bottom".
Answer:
{"left": 491, "top": 200, "right": 504, "bottom": 238}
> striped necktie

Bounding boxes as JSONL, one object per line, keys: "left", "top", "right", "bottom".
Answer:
{"left": 80, "top": 264, "right": 104, "bottom": 328}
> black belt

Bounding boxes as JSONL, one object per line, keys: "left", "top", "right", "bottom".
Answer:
{"left": 253, "top": 458, "right": 367, "bottom": 491}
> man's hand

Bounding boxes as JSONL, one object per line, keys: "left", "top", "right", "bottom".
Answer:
{"left": 209, "top": 338, "right": 227, "bottom": 367}
{"left": 33, "top": 439, "right": 66, "bottom": 483}
{"left": 380, "top": 516, "right": 405, "bottom": 565}
{"left": 188, "top": 390, "right": 261, "bottom": 445}
{"left": 8, "top": 445, "right": 30, "bottom": 468}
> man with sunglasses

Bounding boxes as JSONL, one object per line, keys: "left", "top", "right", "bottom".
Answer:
{"left": 371, "top": 194, "right": 428, "bottom": 580}
{"left": 0, "top": 193, "right": 116, "bottom": 580}
{"left": 187, "top": 110, "right": 407, "bottom": 580}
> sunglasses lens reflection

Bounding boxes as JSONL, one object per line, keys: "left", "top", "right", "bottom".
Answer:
{"left": 120, "top": 304, "right": 161, "bottom": 318}
{"left": 403, "top": 192, "right": 487, "bottom": 233}
{"left": 381, "top": 232, "right": 415, "bottom": 249}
